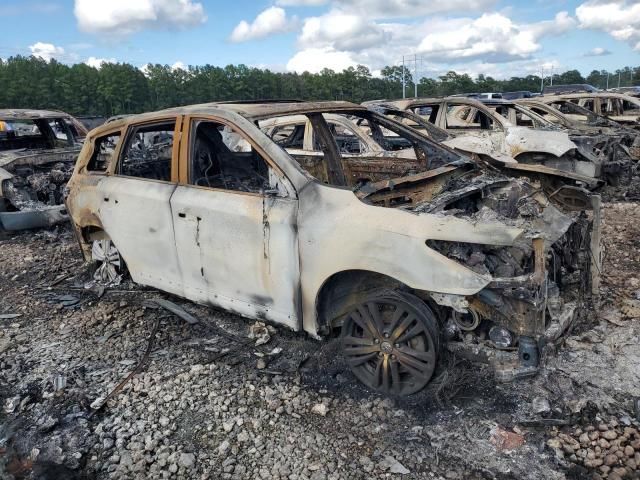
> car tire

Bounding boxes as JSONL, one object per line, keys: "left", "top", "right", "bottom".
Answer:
{"left": 341, "top": 290, "right": 440, "bottom": 396}
{"left": 91, "top": 238, "right": 125, "bottom": 284}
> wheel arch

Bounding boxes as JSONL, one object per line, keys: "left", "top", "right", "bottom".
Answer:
{"left": 314, "top": 269, "right": 443, "bottom": 336}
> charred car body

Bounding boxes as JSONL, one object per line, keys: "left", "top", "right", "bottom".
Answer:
{"left": 366, "top": 97, "right": 608, "bottom": 184}
{"left": 478, "top": 98, "right": 633, "bottom": 185}
{"left": 517, "top": 98, "right": 639, "bottom": 184}
{"left": 539, "top": 92, "right": 640, "bottom": 130}
{"left": 65, "top": 101, "right": 600, "bottom": 395}
{"left": 0, "top": 109, "right": 87, "bottom": 231}
{"left": 365, "top": 102, "right": 603, "bottom": 200}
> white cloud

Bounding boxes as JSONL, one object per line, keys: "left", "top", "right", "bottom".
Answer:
{"left": 171, "top": 61, "right": 187, "bottom": 70}
{"left": 417, "top": 12, "right": 574, "bottom": 63}
{"left": 85, "top": 56, "right": 116, "bottom": 68}
{"left": 230, "top": 7, "right": 295, "bottom": 42}
{"left": 577, "top": 0, "right": 640, "bottom": 50}
{"left": 29, "top": 42, "right": 65, "bottom": 61}
{"left": 298, "top": 10, "right": 387, "bottom": 51}
{"left": 286, "top": 9, "right": 575, "bottom": 74}
{"left": 74, "top": 0, "right": 206, "bottom": 36}
{"left": 278, "top": 0, "right": 495, "bottom": 17}
{"left": 584, "top": 46, "right": 612, "bottom": 56}
{"left": 276, "top": 0, "right": 328, "bottom": 5}
{"left": 287, "top": 47, "right": 358, "bottom": 73}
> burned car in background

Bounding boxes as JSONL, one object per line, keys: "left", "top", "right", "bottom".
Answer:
{"left": 517, "top": 98, "right": 639, "bottom": 184}
{"left": 365, "top": 101, "right": 603, "bottom": 199}
{"left": 65, "top": 101, "right": 600, "bottom": 395}
{"left": 0, "top": 109, "right": 87, "bottom": 232}
{"left": 539, "top": 92, "right": 640, "bottom": 130}
{"left": 367, "top": 97, "right": 608, "bottom": 183}
{"left": 478, "top": 98, "right": 633, "bottom": 185}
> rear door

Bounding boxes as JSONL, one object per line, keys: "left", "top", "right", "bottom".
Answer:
{"left": 171, "top": 116, "right": 301, "bottom": 329}
{"left": 96, "top": 117, "right": 184, "bottom": 296}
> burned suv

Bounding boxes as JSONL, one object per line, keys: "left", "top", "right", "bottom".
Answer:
{"left": 0, "top": 109, "right": 87, "bottom": 231}
{"left": 65, "top": 102, "right": 600, "bottom": 395}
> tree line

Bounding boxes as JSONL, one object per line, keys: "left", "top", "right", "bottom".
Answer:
{"left": 0, "top": 55, "right": 638, "bottom": 117}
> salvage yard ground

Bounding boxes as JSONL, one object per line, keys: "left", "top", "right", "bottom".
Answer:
{"left": 1, "top": 202, "right": 640, "bottom": 480}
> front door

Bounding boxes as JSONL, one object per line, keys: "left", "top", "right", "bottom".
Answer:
{"left": 171, "top": 117, "right": 301, "bottom": 329}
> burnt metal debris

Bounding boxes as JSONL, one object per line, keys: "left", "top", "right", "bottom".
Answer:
{"left": 0, "top": 109, "right": 87, "bottom": 232}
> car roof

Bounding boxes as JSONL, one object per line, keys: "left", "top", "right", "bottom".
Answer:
{"left": 477, "top": 98, "right": 515, "bottom": 106}
{"left": 541, "top": 92, "right": 636, "bottom": 100}
{"left": 0, "top": 108, "right": 74, "bottom": 120}
{"left": 96, "top": 101, "right": 365, "bottom": 133}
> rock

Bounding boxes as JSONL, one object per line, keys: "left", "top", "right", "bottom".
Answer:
{"left": 604, "top": 453, "right": 619, "bottom": 466}
{"left": 625, "top": 445, "right": 635, "bottom": 457}
{"left": 490, "top": 427, "right": 525, "bottom": 451}
{"left": 256, "top": 358, "right": 267, "bottom": 370}
{"left": 103, "top": 438, "right": 115, "bottom": 450}
{"left": 311, "top": 404, "right": 328, "bottom": 417}
{"left": 223, "top": 419, "right": 235, "bottom": 433}
{"left": 158, "top": 416, "right": 170, "bottom": 427}
{"left": 379, "top": 455, "right": 410, "bottom": 474}
{"left": 179, "top": 453, "right": 196, "bottom": 469}
{"left": 218, "top": 440, "right": 230, "bottom": 455}
{"left": 0, "top": 338, "right": 10, "bottom": 354}
{"left": 585, "top": 458, "right": 604, "bottom": 468}
{"left": 237, "top": 431, "right": 250, "bottom": 443}
{"left": 603, "top": 430, "right": 618, "bottom": 440}
{"left": 168, "top": 463, "right": 178, "bottom": 473}
{"left": 358, "top": 456, "right": 374, "bottom": 473}
{"left": 120, "top": 452, "right": 133, "bottom": 469}
{"left": 532, "top": 397, "right": 551, "bottom": 414}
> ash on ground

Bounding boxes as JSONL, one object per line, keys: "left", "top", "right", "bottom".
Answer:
{"left": 1, "top": 203, "right": 639, "bottom": 480}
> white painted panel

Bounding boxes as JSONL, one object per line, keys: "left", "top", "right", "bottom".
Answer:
{"left": 96, "top": 176, "right": 183, "bottom": 296}
{"left": 170, "top": 186, "right": 300, "bottom": 329}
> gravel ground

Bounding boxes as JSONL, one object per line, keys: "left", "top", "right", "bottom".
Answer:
{"left": 1, "top": 203, "right": 639, "bottom": 480}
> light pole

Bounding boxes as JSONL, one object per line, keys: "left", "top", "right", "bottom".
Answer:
{"left": 402, "top": 55, "right": 406, "bottom": 99}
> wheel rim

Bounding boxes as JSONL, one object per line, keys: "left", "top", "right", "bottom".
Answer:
{"left": 91, "top": 239, "right": 122, "bottom": 284}
{"left": 342, "top": 298, "right": 437, "bottom": 396}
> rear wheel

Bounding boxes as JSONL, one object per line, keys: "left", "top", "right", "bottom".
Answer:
{"left": 341, "top": 291, "right": 440, "bottom": 396}
{"left": 91, "top": 239, "right": 123, "bottom": 284}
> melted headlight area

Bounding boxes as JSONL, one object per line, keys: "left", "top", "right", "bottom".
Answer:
{"left": 426, "top": 210, "right": 594, "bottom": 380}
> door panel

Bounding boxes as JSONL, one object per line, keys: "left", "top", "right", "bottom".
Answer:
{"left": 170, "top": 187, "right": 300, "bottom": 329}
{"left": 96, "top": 176, "right": 183, "bottom": 295}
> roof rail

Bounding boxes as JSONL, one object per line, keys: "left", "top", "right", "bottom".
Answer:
{"left": 214, "top": 99, "right": 304, "bottom": 104}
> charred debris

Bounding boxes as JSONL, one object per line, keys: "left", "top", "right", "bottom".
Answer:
{"left": 0, "top": 109, "right": 86, "bottom": 232}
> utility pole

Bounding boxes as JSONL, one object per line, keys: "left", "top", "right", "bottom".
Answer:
{"left": 540, "top": 67, "right": 545, "bottom": 93}
{"left": 606, "top": 72, "right": 609, "bottom": 90}
{"left": 550, "top": 67, "right": 554, "bottom": 86}
{"left": 402, "top": 55, "right": 406, "bottom": 99}
{"left": 618, "top": 72, "right": 621, "bottom": 88}
{"left": 414, "top": 53, "right": 418, "bottom": 98}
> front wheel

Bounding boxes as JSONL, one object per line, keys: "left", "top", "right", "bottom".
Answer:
{"left": 341, "top": 291, "right": 440, "bottom": 396}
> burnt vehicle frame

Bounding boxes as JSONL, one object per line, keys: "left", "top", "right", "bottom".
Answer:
{"left": 365, "top": 97, "right": 606, "bottom": 183}
{"left": 66, "top": 101, "right": 601, "bottom": 395}
{"left": 517, "top": 98, "right": 639, "bottom": 184}
{"left": 0, "top": 109, "right": 87, "bottom": 232}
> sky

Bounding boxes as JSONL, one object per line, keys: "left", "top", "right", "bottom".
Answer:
{"left": 1, "top": 0, "right": 639, "bottom": 79}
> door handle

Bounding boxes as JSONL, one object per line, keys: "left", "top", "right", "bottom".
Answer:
{"left": 178, "top": 212, "right": 186, "bottom": 218}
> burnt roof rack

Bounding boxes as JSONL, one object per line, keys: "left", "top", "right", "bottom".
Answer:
{"left": 214, "top": 99, "right": 304, "bottom": 104}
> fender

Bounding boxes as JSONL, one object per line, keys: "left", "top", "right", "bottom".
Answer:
{"left": 297, "top": 181, "right": 524, "bottom": 335}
